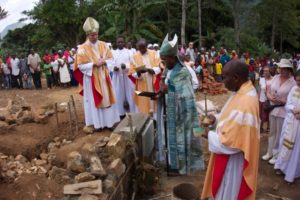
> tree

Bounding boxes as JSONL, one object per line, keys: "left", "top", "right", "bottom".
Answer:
{"left": 181, "top": 0, "right": 187, "bottom": 45}
{"left": 255, "top": 0, "right": 300, "bottom": 52}
{"left": 198, "top": 0, "right": 202, "bottom": 47}
{"left": 0, "top": 6, "right": 8, "bottom": 20}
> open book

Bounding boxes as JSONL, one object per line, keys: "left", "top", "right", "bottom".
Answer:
{"left": 135, "top": 65, "right": 146, "bottom": 73}
{"left": 135, "top": 90, "right": 159, "bottom": 98}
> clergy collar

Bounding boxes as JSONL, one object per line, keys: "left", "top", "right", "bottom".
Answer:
{"left": 87, "top": 40, "right": 99, "bottom": 47}
{"left": 237, "top": 80, "right": 254, "bottom": 95}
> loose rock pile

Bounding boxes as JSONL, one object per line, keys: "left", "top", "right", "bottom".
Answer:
{"left": 0, "top": 132, "right": 129, "bottom": 200}
{"left": 0, "top": 95, "right": 67, "bottom": 129}
{"left": 62, "top": 133, "right": 128, "bottom": 199}
{"left": 0, "top": 137, "right": 72, "bottom": 182}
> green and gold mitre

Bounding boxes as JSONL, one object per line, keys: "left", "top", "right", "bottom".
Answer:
{"left": 159, "top": 34, "right": 178, "bottom": 57}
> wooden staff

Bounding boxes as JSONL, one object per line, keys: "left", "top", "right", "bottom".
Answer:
{"left": 68, "top": 102, "right": 73, "bottom": 134}
{"left": 70, "top": 95, "right": 79, "bottom": 134}
{"left": 55, "top": 103, "right": 59, "bottom": 131}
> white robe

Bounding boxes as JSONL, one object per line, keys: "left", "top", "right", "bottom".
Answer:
{"left": 275, "top": 86, "right": 300, "bottom": 182}
{"left": 208, "top": 131, "right": 244, "bottom": 200}
{"left": 58, "top": 58, "right": 71, "bottom": 83}
{"left": 78, "top": 62, "right": 120, "bottom": 129}
{"left": 112, "top": 48, "right": 139, "bottom": 115}
{"left": 207, "top": 94, "right": 244, "bottom": 200}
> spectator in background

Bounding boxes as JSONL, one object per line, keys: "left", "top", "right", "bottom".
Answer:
{"left": 219, "top": 47, "right": 230, "bottom": 66}
{"left": 210, "top": 46, "right": 216, "bottom": 57}
{"left": 231, "top": 50, "right": 238, "bottom": 59}
{"left": 244, "top": 52, "right": 251, "bottom": 65}
{"left": 50, "top": 56, "right": 60, "bottom": 87}
{"left": 0, "top": 58, "right": 4, "bottom": 89}
{"left": 10, "top": 54, "right": 22, "bottom": 89}
{"left": 215, "top": 58, "right": 223, "bottom": 82}
{"left": 248, "top": 58, "right": 256, "bottom": 84}
{"left": 259, "top": 66, "right": 273, "bottom": 132}
{"left": 1, "top": 61, "right": 11, "bottom": 89}
{"left": 43, "top": 50, "right": 52, "bottom": 65}
{"left": 57, "top": 50, "right": 71, "bottom": 87}
{"left": 42, "top": 50, "right": 53, "bottom": 89}
{"left": 186, "top": 42, "right": 195, "bottom": 62}
{"left": 68, "top": 48, "right": 78, "bottom": 86}
{"left": 52, "top": 50, "right": 59, "bottom": 60}
{"left": 206, "top": 53, "right": 214, "bottom": 75}
{"left": 183, "top": 54, "right": 199, "bottom": 91}
{"left": 42, "top": 60, "right": 53, "bottom": 89}
{"left": 5, "top": 53, "right": 11, "bottom": 71}
{"left": 64, "top": 47, "right": 70, "bottom": 62}
{"left": 263, "top": 59, "right": 296, "bottom": 165}
{"left": 19, "top": 54, "right": 32, "bottom": 89}
{"left": 28, "top": 49, "right": 42, "bottom": 89}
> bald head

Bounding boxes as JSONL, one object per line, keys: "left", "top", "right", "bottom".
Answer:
{"left": 137, "top": 39, "right": 147, "bottom": 54}
{"left": 223, "top": 59, "right": 249, "bottom": 91}
{"left": 224, "top": 59, "right": 249, "bottom": 80}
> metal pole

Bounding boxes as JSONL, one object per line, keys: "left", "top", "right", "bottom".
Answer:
{"left": 161, "top": 73, "right": 170, "bottom": 176}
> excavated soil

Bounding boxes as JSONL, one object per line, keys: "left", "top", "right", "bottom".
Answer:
{"left": 0, "top": 88, "right": 298, "bottom": 200}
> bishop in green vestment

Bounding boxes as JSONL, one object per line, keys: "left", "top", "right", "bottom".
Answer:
{"left": 159, "top": 34, "right": 204, "bottom": 174}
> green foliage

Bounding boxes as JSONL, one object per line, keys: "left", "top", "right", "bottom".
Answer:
{"left": 0, "top": 6, "right": 8, "bottom": 20}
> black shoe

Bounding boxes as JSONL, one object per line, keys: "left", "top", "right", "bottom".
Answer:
{"left": 275, "top": 170, "right": 283, "bottom": 176}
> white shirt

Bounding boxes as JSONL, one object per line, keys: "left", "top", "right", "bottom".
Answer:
{"left": 259, "top": 77, "right": 273, "bottom": 102}
{"left": 27, "top": 53, "right": 41, "bottom": 73}
{"left": 50, "top": 60, "right": 59, "bottom": 72}
{"left": 112, "top": 48, "right": 131, "bottom": 70}
{"left": 1, "top": 63, "right": 10, "bottom": 75}
{"left": 11, "top": 58, "right": 20, "bottom": 76}
{"left": 127, "top": 48, "right": 136, "bottom": 59}
{"left": 184, "top": 61, "right": 199, "bottom": 90}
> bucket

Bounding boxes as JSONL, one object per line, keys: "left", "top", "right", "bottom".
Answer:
{"left": 172, "top": 183, "right": 200, "bottom": 200}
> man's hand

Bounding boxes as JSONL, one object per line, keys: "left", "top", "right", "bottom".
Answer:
{"left": 114, "top": 66, "right": 119, "bottom": 72}
{"left": 121, "top": 63, "right": 126, "bottom": 70}
{"left": 202, "top": 127, "right": 209, "bottom": 139}
{"left": 98, "top": 58, "right": 106, "bottom": 67}
{"left": 293, "top": 107, "right": 300, "bottom": 115}
{"left": 160, "top": 82, "right": 168, "bottom": 94}
{"left": 147, "top": 68, "right": 155, "bottom": 75}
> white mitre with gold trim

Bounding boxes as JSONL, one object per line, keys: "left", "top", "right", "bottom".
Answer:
{"left": 83, "top": 17, "right": 99, "bottom": 35}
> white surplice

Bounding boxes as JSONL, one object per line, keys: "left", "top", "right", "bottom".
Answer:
{"left": 112, "top": 48, "right": 139, "bottom": 116}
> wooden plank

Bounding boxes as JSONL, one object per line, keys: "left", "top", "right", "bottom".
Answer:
{"left": 63, "top": 180, "right": 102, "bottom": 195}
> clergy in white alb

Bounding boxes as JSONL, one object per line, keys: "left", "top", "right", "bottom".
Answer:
{"left": 111, "top": 36, "right": 138, "bottom": 116}
{"left": 74, "top": 17, "right": 120, "bottom": 133}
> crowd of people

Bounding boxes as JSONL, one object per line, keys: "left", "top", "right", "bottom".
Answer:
{"left": 0, "top": 15, "right": 299, "bottom": 200}
{"left": 0, "top": 48, "right": 78, "bottom": 90}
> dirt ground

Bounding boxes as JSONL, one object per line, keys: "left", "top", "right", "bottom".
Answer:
{"left": 0, "top": 87, "right": 299, "bottom": 200}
